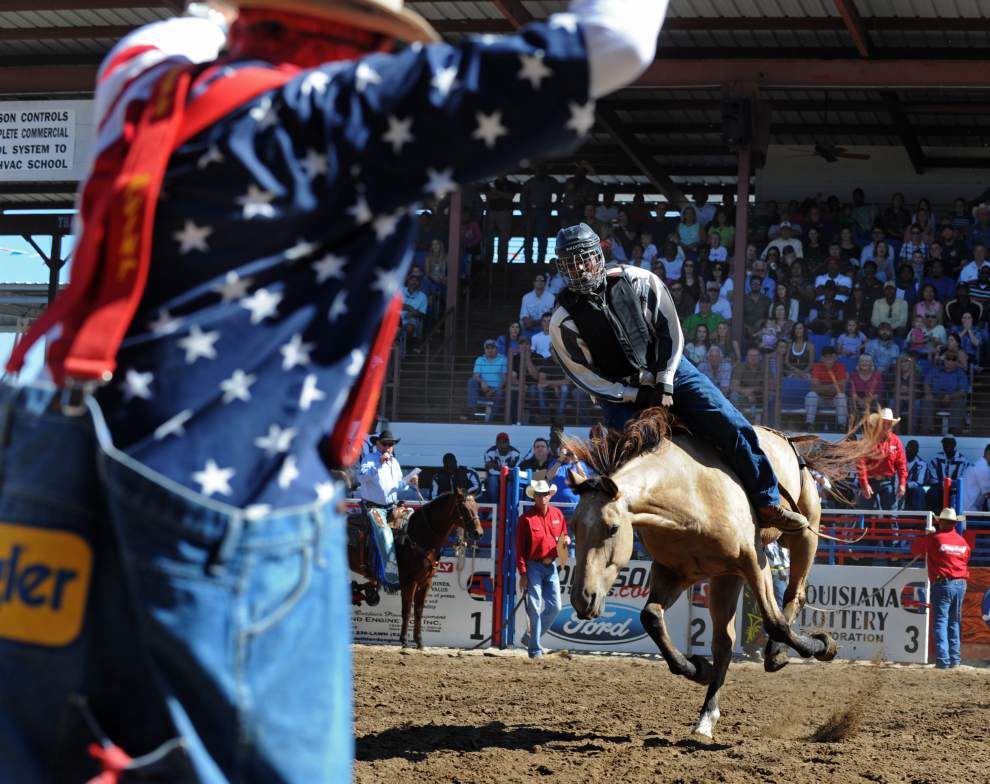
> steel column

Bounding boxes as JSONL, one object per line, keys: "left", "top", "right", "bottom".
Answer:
{"left": 445, "top": 191, "right": 462, "bottom": 342}
{"left": 731, "top": 147, "right": 751, "bottom": 352}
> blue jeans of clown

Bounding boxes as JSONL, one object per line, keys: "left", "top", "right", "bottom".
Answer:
{"left": 600, "top": 359, "right": 781, "bottom": 508}
{"left": 524, "top": 560, "right": 562, "bottom": 657}
{"left": 0, "top": 384, "right": 351, "bottom": 784}
{"left": 931, "top": 578, "right": 966, "bottom": 668}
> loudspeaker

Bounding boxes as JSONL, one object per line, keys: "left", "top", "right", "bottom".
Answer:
{"left": 720, "top": 97, "right": 752, "bottom": 147}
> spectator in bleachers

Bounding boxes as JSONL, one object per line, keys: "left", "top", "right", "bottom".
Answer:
{"left": 519, "top": 438, "right": 553, "bottom": 476}
{"left": 882, "top": 192, "right": 911, "bottom": 241}
{"left": 895, "top": 263, "right": 920, "bottom": 308}
{"left": 858, "top": 260, "right": 884, "bottom": 303}
{"left": 611, "top": 209, "right": 639, "bottom": 261}
{"left": 530, "top": 313, "right": 553, "bottom": 360}
{"left": 658, "top": 240, "right": 684, "bottom": 282}
{"left": 763, "top": 220, "right": 803, "bottom": 260}
{"left": 685, "top": 324, "right": 710, "bottom": 365}
{"left": 545, "top": 444, "right": 589, "bottom": 505}
{"left": 815, "top": 256, "right": 852, "bottom": 303}
{"left": 709, "top": 262, "right": 733, "bottom": 301}
{"left": 682, "top": 294, "right": 723, "bottom": 339}
{"left": 855, "top": 408, "right": 907, "bottom": 510}
{"left": 731, "top": 348, "right": 765, "bottom": 423}
{"left": 945, "top": 283, "right": 983, "bottom": 328}
{"left": 755, "top": 304, "right": 792, "bottom": 354}
{"left": 706, "top": 284, "right": 732, "bottom": 321}
{"left": 680, "top": 258, "right": 702, "bottom": 302}
{"left": 949, "top": 197, "right": 972, "bottom": 231}
{"left": 423, "top": 238, "right": 447, "bottom": 292}
{"left": 962, "top": 443, "right": 990, "bottom": 512}
{"left": 785, "top": 322, "right": 814, "bottom": 378}
{"left": 496, "top": 322, "right": 521, "bottom": 357}
{"left": 846, "top": 285, "right": 874, "bottom": 335}
{"left": 872, "top": 240, "right": 897, "bottom": 284}
{"left": 803, "top": 226, "right": 827, "bottom": 269}
{"left": 866, "top": 322, "right": 900, "bottom": 377}
{"left": 482, "top": 432, "right": 521, "bottom": 502}
{"left": 806, "top": 346, "right": 849, "bottom": 430}
{"left": 956, "top": 311, "right": 983, "bottom": 367}
{"left": 485, "top": 176, "right": 515, "bottom": 266}
{"left": 958, "top": 243, "right": 989, "bottom": 284}
{"left": 852, "top": 188, "right": 876, "bottom": 239}
{"left": 431, "top": 453, "right": 482, "bottom": 498}
{"left": 810, "top": 281, "right": 846, "bottom": 337}
{"left": 707, "top": 232, "right": 728, "bottom": 263}
{"left": 596, "top": 186, "right": 618, "bottom": 224}
{"left": 937, "top": 333, "right": 969, "bottom": 372}
{"left": 835, "top": 318, "right": 867, "bottom": 363}
{"left": 468, "top": 340, "right": 508, "bottom": 420}
{"left": 969, "top": 203, "right": 990, "bottom": 250}
{"left": 743, "top": 275, "right": 771, "bottom": 343}
{"left": 769, "top": 282, "right": 800, "bottom": 323}
{"left": 922, "top": 313, "right": 948, "bottom": 359}
{"left": 906, "top": 315, "right": 928, "bottom": 357}
{"left": 713, "top": 320, "right": 741, "bottom": 364}
{"left": 967, "top": 264, "right": 990, "bottom": 314}
{"left": 691, "top": 186, "right": 717, "bottom": 227}
{"left": 641, "top": 230, "right": 659, "bottom": 269}
{"left": 629, "top": 243, "right": 647, "bottom": 270}
{"left": 925, "top": 436, "right": 971, "bottom": 513}
{"left": 837, "top": 226, "right": 861, "bottom": 266}
{"left": 670, "top": 279, "right": 696, "bottom": 321}
{"left": 698, "top": 344, "right": 733, "bottom": 395}
{"left": 401, "top": 271, "right": 428, "bottom": 341}
{"left": 900, "top": 224, "right": 927, "bottom": 261}
{"left": 582, "top": 203, "right": 611, "bottom": 244}
{"left": 709, "top": 206, "right": 734, "bottom": 249}
{"left": 912, "top": 199, "right": 936, "bottom": 242}
{"left": 921, "top": 352, "right": 969, "bottom": 434}
{"left": 914, "top": 283, "right": 943, "bottom": 325}
{"left": 939, "top": 223, "right": 968, "bottom": 270}
{"left": 871, "top": 280, "right": 908, "bottom": 337}
{"left": 806, "top": 203, "right": 833, "bottom": 243}
{"left": 908, "top": 249, "right": 927, "bottom": 285}
{"left": 848, "top": 353, "right": 884, "bottom": 418}
{"left": 858, "top": 226, "right": 886, "bottom": 265}
{"left": 904, "top": 439, "right": 927, "bottom": 511}
{"left": 546, "top": 262, "right": 567, "bottom": 298}
{"left": 788, "top": 261, "right": 817, "bottom": 315}
{"left": 923, "top": 258, "right": 955, "bottom": 304}
{"left": 748, "top": 259, "right": 777, "bottom": 299}
{"left": 519, "top": 273, "right": 555, "bottom": 335}
{"left": 676, "top": 205, "right": 702, "bottom": 258}
{"left": 520, "top": 164, "right": 555, "bottom": 265}
{"left": 892, "top": 354, "right": 921, "bottom": 421}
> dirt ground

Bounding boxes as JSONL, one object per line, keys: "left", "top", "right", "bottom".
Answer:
{"left": 354, "top": 645, "right": 990, "bottom": 784}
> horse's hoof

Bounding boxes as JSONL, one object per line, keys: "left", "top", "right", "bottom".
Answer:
{"left": 415, "top": 641, "right": 424, "bottom": 650}
{"left": 812, "top": 632, "right": 838, "bottom": 662}
{"left": 764, "top": 652, "right": 790, "bottom": 672}
{"left": 365, "top": 588, "right": 380, "bottom": 607}
{"left": 687, "top": 654, "right": 714, "bottom": 685}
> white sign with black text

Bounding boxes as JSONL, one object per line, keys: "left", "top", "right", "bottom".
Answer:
{"left": 0, "top": 100, "right": 93, "bottom": 181}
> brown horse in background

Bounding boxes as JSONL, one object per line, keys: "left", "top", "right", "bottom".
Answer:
{"left": 348, "top": 489, "right": 483, "bottom": 648}
{"left": 566, "top": 409, "right": 879, "bottom": 739}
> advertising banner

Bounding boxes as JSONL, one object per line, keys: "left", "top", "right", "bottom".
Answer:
{"left": 0, "top": 100, "right": 93, "bottom": 181}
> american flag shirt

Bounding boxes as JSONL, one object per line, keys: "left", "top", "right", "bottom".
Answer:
{"left": 92, "top": 17, "right": 593, "bottom": 511}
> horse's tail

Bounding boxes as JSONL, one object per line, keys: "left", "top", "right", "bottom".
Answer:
{"left": 794, "top": 410, "right": 887, "bottom": 499}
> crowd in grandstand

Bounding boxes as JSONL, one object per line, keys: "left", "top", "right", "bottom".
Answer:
{"left": 398, "top": 175, "right": 990, "bottom": 433}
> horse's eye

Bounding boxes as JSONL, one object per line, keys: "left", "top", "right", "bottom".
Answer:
{"left": 606, "top": 523, "right": 620, "bottom": 538}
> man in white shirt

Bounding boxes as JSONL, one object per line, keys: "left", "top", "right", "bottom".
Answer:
{"left": 692, "top": 187, "right": 717, "bottom": 227}
{"left": 761, "top": 221, "right": 804, "bottom": 260}
{"left": 815, "top": 257, "right": 853, "bottom": 303}
{"left": 962, "top": 443, "right": 990, "bottom": 511}
{"left": 531, "top": 314, "right": 554, "bottom": 358}
{"left": 358, "top": 430, "right": 419, "bottom": 513}
{"left": 520, "top": 273, "right": 556, "bottom": 334}
{"left": 705, "top": 283, "right": 732, "bottom": 320}
{"left": 958, "top": 243, "right": 990, "bottom": 284}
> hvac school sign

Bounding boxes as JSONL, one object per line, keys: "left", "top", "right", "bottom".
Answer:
{"left": 0, "top": 524, "right": 92, "bottom": 646}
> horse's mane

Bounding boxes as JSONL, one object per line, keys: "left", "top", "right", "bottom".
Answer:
{"left": 564, "top": 406, "right": 674, "bottom": 476}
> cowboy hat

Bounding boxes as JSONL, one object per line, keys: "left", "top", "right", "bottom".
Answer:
{"left": 937, "top": 507, "right": 964, "bottom": 523}
{"left": 868, "top": 407, "right": 900, "bottom": 426}
{"left": 226, "top": 0, "right": 439, "bottom": 43}
{"left": 525, "top": 479, "right": 557, "bottom": 500}
{"left": 376, "top": 428, "right": 400, "bottom": 445}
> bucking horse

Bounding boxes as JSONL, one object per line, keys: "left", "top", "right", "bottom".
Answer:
{"left": 348, "top": 489, "right": 483, "bottom": 648}
{"left": 566, "top": 408, "right": 879, "bottom": 739}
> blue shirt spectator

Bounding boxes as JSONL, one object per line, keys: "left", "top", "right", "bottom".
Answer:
{"left": 926, "top": 363, "right": 969, "bottom": 396}
{"left": 401, "top": 276, "right": 428, "bottom": 336}
{"left": 546, "top": 450, "right": 591, "bottom": 505}
{"left": 866, "top": 328, "right": 901, "bottom": 374}
{"left": 473, "top": 344, "right": 508, "bottom": 387}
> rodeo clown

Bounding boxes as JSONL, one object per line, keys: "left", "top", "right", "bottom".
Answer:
{"left": 0, "top": 0, "right": 674, "bottom": 782}
{"left": 548, "top": 223, "right": 808, "bottom": 532}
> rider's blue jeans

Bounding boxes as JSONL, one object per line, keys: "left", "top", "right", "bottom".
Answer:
{"left": 523, "top": 560, "right": 562, "bottom": 658}
{"left": 0, "top": 384, "right": 351, "bottom": 784}
{"left": 600, "top": 359, "right": 781, "bottom": 509}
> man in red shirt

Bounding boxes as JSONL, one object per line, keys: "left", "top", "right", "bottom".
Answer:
{"left": 517, "top": 479, "right": 570, "bottom": 658}
{"left": 856, "top": 407, "right": 908, "bottom": 511}
{"left": 911, "top": 508, "right": 971, "bottom": 669}
{"left": 805, "top": 346, "right": 849, "bottom": 430}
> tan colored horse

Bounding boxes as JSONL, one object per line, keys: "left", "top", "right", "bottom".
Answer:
{"left": 567, "top": 409, "right": 877, "bottom": 739}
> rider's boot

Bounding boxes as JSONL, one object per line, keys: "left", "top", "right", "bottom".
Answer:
{"left": 756, "top": 503, "right": 808, "bottom": 532}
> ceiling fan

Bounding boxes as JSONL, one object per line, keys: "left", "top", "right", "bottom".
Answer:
{"left": 784, "top": 91, "right": 872, "bottom": 163}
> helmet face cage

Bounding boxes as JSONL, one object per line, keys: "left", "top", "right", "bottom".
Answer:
{"left": 557, "top": 244, "right": 605, "bottom": 293}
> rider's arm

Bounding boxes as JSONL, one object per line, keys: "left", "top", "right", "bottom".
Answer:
{"left": 549, "top": 307, "right": 638, "bottom": 403}
{"left": 627, "top": 266, "right": 684, "bottom": 395}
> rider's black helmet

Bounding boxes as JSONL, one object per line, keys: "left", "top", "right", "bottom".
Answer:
{"left": 556, "top": 223, "right": 605, "bottom": 294}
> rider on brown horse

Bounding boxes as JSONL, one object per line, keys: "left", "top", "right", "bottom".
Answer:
{"left": 548, "top": 223, "right": 808, "bottom": 532}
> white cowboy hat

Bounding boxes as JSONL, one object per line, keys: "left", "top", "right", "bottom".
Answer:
{"left": 938, "top": 507, "right": 964, "bottom": 523}
{"left": 525, "top": 479, "right": 557, "bottom": 500}
{"left": 227, "top": 0, "right": 439, "bottom": 43}
{"left": 869, "top": 407, "right": 901, "bottom": 426}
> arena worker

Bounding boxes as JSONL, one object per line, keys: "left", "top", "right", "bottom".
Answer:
{"left": 911, "top": 508, "right": 971, "bottom": 669}
{"left": 0, "top": 0, "right": 675, "bottom": 780}
{"left": 547, "top": 223, "right": 809, "bottom": 532}
{"left": 516, "top": 479, "right": 570, "bottom": 659}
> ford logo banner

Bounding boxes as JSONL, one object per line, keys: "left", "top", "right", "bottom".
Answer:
{"left": 548, "top": 604, "right": 648, "bottom": 646}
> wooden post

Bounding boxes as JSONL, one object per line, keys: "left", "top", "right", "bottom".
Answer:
{"left": 731, "top": 147, "right": 750, "bottom": 354}
{"left": 445, "top": 191, "right": 462, "bottom": 343}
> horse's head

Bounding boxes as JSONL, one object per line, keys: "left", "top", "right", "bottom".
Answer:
{"left": 454, "top": 487, "right": 484, "bottom": 541}
{"left": 567, "top": 469, "right": 634, "bottom": 620}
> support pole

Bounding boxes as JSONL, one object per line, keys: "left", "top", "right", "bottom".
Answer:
{"left": 445, "top": 191, "right": 463, "bottom": 343}
{"left": 48, "top": 232, "right": 63, "bottom": 303}
{"left": 731, "top": 147, "right": 751, "bottom": 352}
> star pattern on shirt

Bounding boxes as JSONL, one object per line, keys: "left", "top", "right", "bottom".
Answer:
{"left": 277, "top": 455, "right": 300, "bottom": 489}
{"left": 373, "top": 210, "right": 402, "bottom": 241}
{"left": 197, "top": 145, "right": 225, "bottom": 170}
{"left": 473, "top": 110, "right": 508, "bottom": 149}
{"left": 193, "top": 459, "right": 235, "bottom": 497}
{"left": 424, "top": 167, "right": 457, "bottom": 201}
{"left": 567, "top": 101, "right": 596, "bottom": 136}
{"left": 300, "top": 70, "right": 330, "bottom": 97}
{"left": 178, "top": 325, "right": 220, "bottom": 364}
{"left": 241, "top": 287, "right": 283, "bottom": 324}
{"left": 348, "top": 195, "right": 373, "bottom": 225}
{"left": 215, "top": 271, "right": 252, "bottom": 303}
{"left": 254, "top": 424, "right": 298, "bottom": 457}
{"left": 328, "top": 290, "right": 349, "bottom": 322}
{"left": 383, "top": 115, "right": 415, "bottom": 154}
{"left": 148, "top": 309, "right": 181, "bottom": 335}
{"left": 518, "top": 52, "right": 553, "bottom": 90}
{"left": 313, "top": 253, "right": 347, "bottom": 283}
{"left": 299, "top": 374, "right": 327, "bottom": 411}
{"left": 316, "top": 482, "right": 336, "bottom": 503}
{"left": 346, "top": 349, "right": 366, "bottom": 377}
{"left": 372, "top": 266, "right": 404, "bottom": 297}
{"left": 355, "top": 62, "right": 382, "bottom": 93}
{"left": 122, "top": 368, "right": 154, "bottom": 401}
{"left": 237, "top": 184, "right": 276, "bottom": 220}
{"left": 154, "top": 409, "right": 193, "bottom": 441}
{"left": 286, "top": 239, "right": 320, "bottom": 261}
{"left": 431, "top": 66, "right": 458, "bottom": 98}
{"left": 300, "top": 149, "right": 328, "bottom": 179}
{"left": 280, "top": 333, "right": 314, "bottom": 370}
{"left": 219, "top": 369, "right": 256, "bottom": 404}
{"left": 173, "top": 220, "right": 213, "bottom": 254}
{"left": 249, "top": 95, "right": 278, "bottom": 130}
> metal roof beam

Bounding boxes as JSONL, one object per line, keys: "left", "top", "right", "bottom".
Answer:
{"left": 597, "top": 107, "right": 687, "bottom": 204}
{"left": 490, "top": 0, "right": 533, "bottom": 29}
{"left": 0, "top": 25, "right": 132, "bottom": 42}
{"left": 833, "top": 0, "right": 873, "bottom": 59}
{"left": 882, "top": 90, "right": 926, "bottom": 174}
{"left": 0, "top": 64, "right": 96, "bottom": 94}
{"left": 0, "top": 1, "right": 178, "bottom": 9}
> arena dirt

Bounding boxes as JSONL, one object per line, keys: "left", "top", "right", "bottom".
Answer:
{"left": 353, "top": 645, "right": 990, "bottom": 784}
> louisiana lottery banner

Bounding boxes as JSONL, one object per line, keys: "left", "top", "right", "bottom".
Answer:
{"left": 351, "top": 558, "right": 494, "bottom": 648}
{"left": 962, "top": 566, "right": 990, "bottom": 661}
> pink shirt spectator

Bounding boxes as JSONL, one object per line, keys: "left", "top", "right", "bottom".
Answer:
{"left": 848, "top": 370, "right": 884, "bottom": 398}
